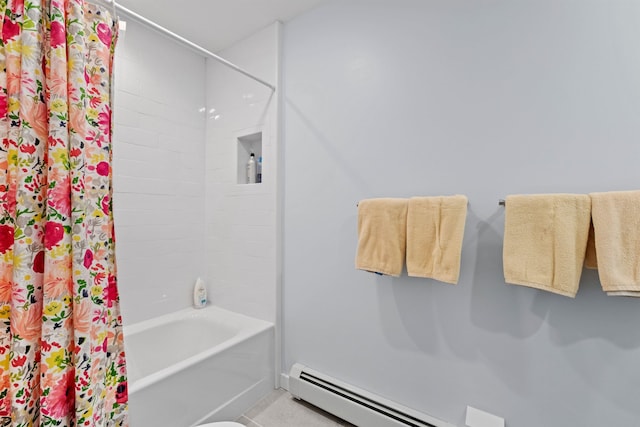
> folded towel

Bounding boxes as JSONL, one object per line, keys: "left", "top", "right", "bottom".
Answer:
{"left": 406, "top": 195, "right": 468, "bottom": 284}
{"left": 356, "top": 198, "right": 408, "bottom": 277}
{"left": 590, "top": 190, "right": 640, "bottom": 294}
{"left": 503, "top": 194, "right": 591, "bottom": 298}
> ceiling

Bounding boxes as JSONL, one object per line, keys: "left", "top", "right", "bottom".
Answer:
{"left": 116, "top": 0, "right": 327, "bottom": 52}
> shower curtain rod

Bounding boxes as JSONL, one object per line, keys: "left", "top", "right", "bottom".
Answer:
{"left": 87, "top": 0, "right": 276, "bottom": 91}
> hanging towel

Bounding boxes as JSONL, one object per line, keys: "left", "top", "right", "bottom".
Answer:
{"left": 406, "top": 195, "right": 468, "bottom": 284}
{"left": 503, "top": 194, "right": 591, "bottom": 298}
{"left": 356, "top": 198, "right": 408, "bottom": 277}
{"left": 584, "top": 221, "right": 598, "bottom": 270}
{"left": 590, "top": 190, "right": 640, "bottom": 295}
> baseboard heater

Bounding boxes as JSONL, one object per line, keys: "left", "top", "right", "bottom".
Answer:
{"left": 288, "top": 363, "right": 454, "bottom": 427}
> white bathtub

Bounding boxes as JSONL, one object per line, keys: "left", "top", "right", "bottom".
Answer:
{"left": 124, "top": 305, "right": 275, "bottom": 427}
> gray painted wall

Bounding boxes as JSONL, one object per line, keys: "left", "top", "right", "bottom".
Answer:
{"left": 282, "top": 1, "right": 640, "bottom": 426}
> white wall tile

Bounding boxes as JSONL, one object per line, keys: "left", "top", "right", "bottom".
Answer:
{"left": 115, "top": 125, "right": 159, "bottom": 148}
{"left": 113, "top": 20, "right": 206, "bottom": 325}
{"left": 113, "top": 20, "right": 277, "bottom": 326}
{"left": 204, "top": 24, "right": 279, "bottom": 323}
{"left": 113, "top": 106, "right": 141, "bottom": 128}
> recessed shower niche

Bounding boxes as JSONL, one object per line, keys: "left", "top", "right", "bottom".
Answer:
{"left": 237, "top": 129, "right": 263, "bottom": 184}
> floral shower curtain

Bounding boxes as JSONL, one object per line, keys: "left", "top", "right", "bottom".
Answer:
{"left": 0, "top": 0, "right": 127, "bottom": 425}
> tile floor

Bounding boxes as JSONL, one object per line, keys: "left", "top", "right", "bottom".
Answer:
{"left": 236, "top": 389, "right": 356, "bottom": 427}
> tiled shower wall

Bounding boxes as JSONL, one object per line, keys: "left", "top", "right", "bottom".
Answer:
{"left": 112, "top": 20, "right": 207, "bottom": 324}
{"left": 205, "top": 24, "right": 280, "bottom": 323}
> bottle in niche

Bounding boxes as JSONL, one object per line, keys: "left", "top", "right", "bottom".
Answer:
{"left": 247, "top": 152, "right": 256, "bottom": 184}
{"left": 257, "top": 156, "right": 262, "bottom": 183}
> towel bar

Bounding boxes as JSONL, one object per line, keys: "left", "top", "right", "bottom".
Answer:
{"left": 359, "top": 200, "right": 473, "bottom": 207}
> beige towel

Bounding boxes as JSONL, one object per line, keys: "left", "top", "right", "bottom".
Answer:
{"left": 356, "top": 198, "right": 408, "bottom": 277}
{"left": 503, "top": 194, "right": 591, "bottom": 298}
{"left": 590, "top": 190, "right": 640, "bottom": 294}
{"left": 583, "top": 219, "right": 640, "bottom": 296}
{"left": 406, "top": 195, "right": 468, "bottom": 284}
{"left": 584, "top": 221, "right": 598, "bottom": 269}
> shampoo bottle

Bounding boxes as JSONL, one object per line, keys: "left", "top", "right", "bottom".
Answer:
{"left": 257, "top": 156, "right": 262, "bottom": 183}
{"left": 193, "top": 277, "right": 207, "bottom": 309}
{"left": 247, "top": 153, "right": 256, "bottom": 184}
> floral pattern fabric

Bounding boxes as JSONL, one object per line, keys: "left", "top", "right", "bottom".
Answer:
{"left": 0, "top": 0, "right": 127, "bottom": 425}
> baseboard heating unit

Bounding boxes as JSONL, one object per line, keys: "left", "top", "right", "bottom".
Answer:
{"left": 288, "top": 363, "right": 454, "bottom": 427}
